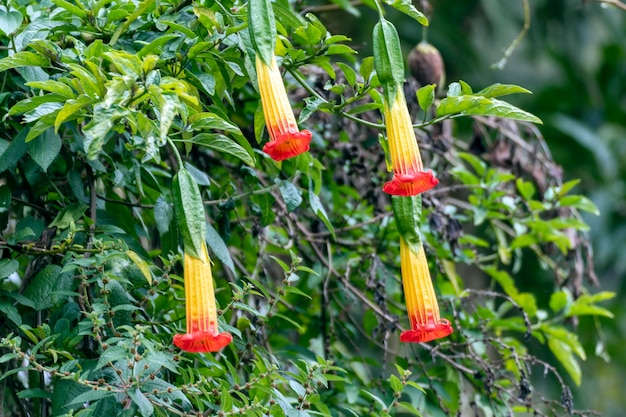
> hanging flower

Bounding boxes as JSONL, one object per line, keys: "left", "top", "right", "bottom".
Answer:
{"left": 256, "top": 55, "right": 312, "bottom": 161}
{"left": 383, "top": 88, "right": 438, "bottom": 196}
{"left": 399, "top": 239, "right": 452, "bottom": 343}
{"left": 173, "top": 244, "right": 232, "bottom": 352}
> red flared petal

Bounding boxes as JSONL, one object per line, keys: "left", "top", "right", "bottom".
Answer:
{"left": 383, "top": 171, "right": 439, "bottom": 196}
{"left": 263, "top": 130, "right": 312, "bottom": 161}
{"left": 173, "top": 331, "right": 233, "bottom": 353}
{"left": 399, "top": 319, "right": 453, "bottom": 343}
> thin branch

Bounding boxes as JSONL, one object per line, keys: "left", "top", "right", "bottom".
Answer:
{"left": 492, "top": 0, "right": 531, "bottom": 70}
{"left": 596, "top": 0, "right": 626, "bottom": 10}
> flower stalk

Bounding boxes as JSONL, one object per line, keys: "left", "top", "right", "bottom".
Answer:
{"left": 173, "top": 244, "right": 232, "bottom": 352}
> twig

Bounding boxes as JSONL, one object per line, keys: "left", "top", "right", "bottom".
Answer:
{"left": 596, "top": 0, "right": 626, "bottom": 10}
{"left": 492, "top": 0, "right": 531, "bottom": 70}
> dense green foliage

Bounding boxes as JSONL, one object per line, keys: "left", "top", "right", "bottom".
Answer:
{"left": 0, "top": 0, "right": 619, "bottom": 416}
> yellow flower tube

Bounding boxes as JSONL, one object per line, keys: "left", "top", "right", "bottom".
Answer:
{"left": 383, "top": 88, "right": 438, "bottom": 196}
{"left": 256, "top": 55, "right": 312, "bottom": 161}
{"left": 399, "top": 239, "right": 452, "bottom": 343}
{"left": 173, "top": 244, "right": 232, "bottom": 352}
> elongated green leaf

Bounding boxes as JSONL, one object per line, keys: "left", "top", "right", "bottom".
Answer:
{"left": 192, "top": 133, "right": 255, "bottom": 167}
{"left": 128, "top": 388, "right": 154, "bottom": 417}
{"left": 172, "top": 168, "right": 206, "bottom": 258}
{"left": 547, "top": 335, "right": 582, "bottom": 386}
{"left": 476, "top": 83, "right": 532, "bottom": 98}
{"left": 0, "top": 130, "right": 28, "bottom": 173}
{"left": 309, "top": 188, "right": 335, "bottom": 240}
{"left": 206, "top": 223, "right": 235, "bottom": 275}
{"left": 391, "top": 195, "right": 422, "bottom": 253}
{"left": 462, "top": 98, "right": 543, "bottom": 124}
{"left": 26, "top": 80, "right": 75, "bottom": 98}
{"left": 0, "top": 52, "right": 50, "bottom": 72}
{"left": 373, "top": 19, "right": 404, "bottom": 100}
{"left": 381, "top": 0, "right": 428, "bottom": 25}
{"left": 51, "top": 0, "right": 88, "bottom": 18}
{"left": 248, "top": 0, "right": 276, "bottom": 64}
{"left": 558, "top": 195, "right": 599, "bottom": 215}
{"left": 109, "top": 0, "right": 155, "bottom": 45}
{"left": 55, "top": 95, "right": 94, "bottom": 132}
{"left": 29, "top": 129, "right": 61, "bottom": 172}
{"left": 126, "top": 250, "right": 152, "bottom": 285}
{"left": 436, "top": 95, "right": 492, "bottom": 117}
{"left": 437, "top": 95, "right": 542, "bottom": 124}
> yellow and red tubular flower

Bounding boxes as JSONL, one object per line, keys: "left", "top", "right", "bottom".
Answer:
{"left": 383, "top": 88, "right": 438, "bottom": 196}
{"left": 256, "top": 55, "right": 312, "bottom": 161}
{"left": 399, "top": 239, "right": 453, "bottom": 343}
{"left": 173, "top": 244, "right": 232, "bottom": 352}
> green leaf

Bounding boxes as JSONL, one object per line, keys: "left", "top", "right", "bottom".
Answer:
{"left": 279, "top": 181, "right": 303, "bottom": 212}
{"left": 172, "top": 168, "right": 206, "bottom": 259}
{"left": 360, "top": 56, "right": 375, "bottom": 82}
{"left": 0, "top": 258, "right": 18, "bottom": 279}
{"left": 206, "top": 223, "right": 236, "bottom": 275}
{"left": 192, "top": 133, "right": 255, "bottom": 167}
{"left": 0, "top": 52, "right": 50, "bottom": 72}
{"left": 22, "top": 265, "right": 74, "bottom": 310}
{"left": 127, "top": 388, "right": 154, "bottom": 417}
{"left": 55, "top": 95, "right": 94, "bottom": 132}
{"left": 389, "top": 374, "right": 403, "bottom": 392}
{"left": 0, "top": 8, "right": 23, "bottom": 36}
{"left": 26, "top": 80, "right": 75, "bottom": 98}
{"left": 0, "top": 301, "right": 21, "bottom": 326}
{"left": 248, "top": 0, "right": 276, "bottom": 64}
{"left": 558, "top": 195, "right": 599, "bottom": 215}
{"left": 0, "top": 185, "right": 11, "bottom": 213}
{"left": 381, "top": 0, "right": 428, "bottom": 25}
{"left": 516, "top": 178, "right": 536, "bottom": 200}
{"left": 546, "top": 335, "right": 582, "bottom": 386}
{"left": 437, "top": 95, "right": 542, "bottom": 124}
{"left": 83, "top": 105, "right": 125, "bottom": 160}
{"left": 463, "top": 98, "right": 543, "bottom": 123}
{"left": 483, "top": 267, "right": 518, "bottom": 298}
{"left": 336, "top": 62, "right": 357, "bottom": 86}
{"left": 372, "top": 19, "right": 405, "bottom": 100}
{"left": 436, "top": 95, "right": 492, "bottom": 117}
{"left": 326, "top": 44, "right": 358, "bottom": 56}
{"left": 566, "top": 291, "right": 615, "bottom": 318}
{"left": 416, "top": 84, "right": 436, "bottom": 113}
{"left": 476, "top": 83, "right": 532, "bottom": 98}
{"left": 458, "top": 152, "right": 486, "bottom": 176}
{"left": 126, "top": 250, "right": 152, "bottom": 285}
{"left": 309, "top": 189, "right": 335, "bottom": 240}
{"left": 154, "top": 195, "right": 173, "bottom": 236}
{"left": 250, "top": 193, "right": 276, "bottom": 226}
{"left": 68, "top": 389, "right": 114, "bottom": 407}
{"left": 391, "top": 195, "right": 422, "bottom": 252}
{"left": 28, "top": 129, "right": 61, "bottom": 172}
{"left": 50, "top": 0, "right": 88, "bottom": 18}
{"left": 0, "top": 131, "right": 28, "bottom": 173}
{"left": 49, "top": 202, "right": 87, "bottom": 229}
{"left": 186, "top": 70, "right": 216, "bottom": 96}
{"left": 549, "top": 290, "right": 570, "bottom": 313}
{"left": 109, "top": 0, "right": 155, "bottom": 46}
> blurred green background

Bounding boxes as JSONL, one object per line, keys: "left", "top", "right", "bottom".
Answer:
{"left": 323, "top": 0, "right": 625, "bottom": 414}
{"left": 425, "top": 1, "right": 626, "bottom": 415}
